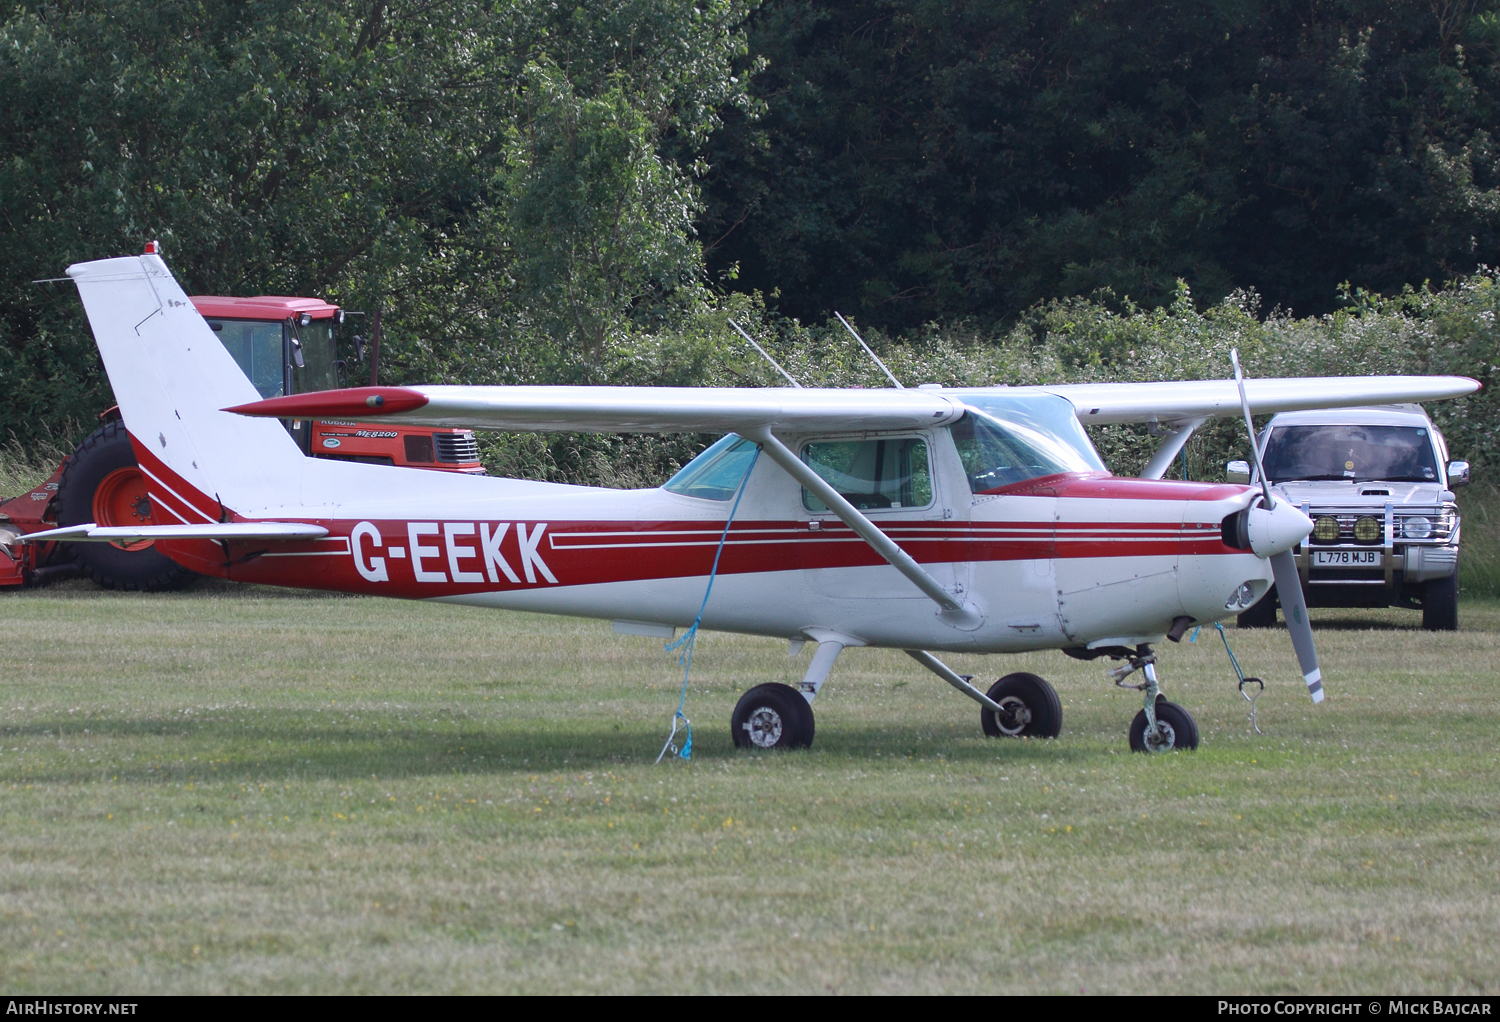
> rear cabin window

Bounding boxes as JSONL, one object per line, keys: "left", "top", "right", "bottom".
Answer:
{"left": 663, "top": 435, "right": 761, "bottom": 500}
{"left": 800, "top": 438, "right": 931, "bottom": 512}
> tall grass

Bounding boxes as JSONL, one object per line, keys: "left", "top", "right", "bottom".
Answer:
{"left": 0, "top": 436, "right": 68, "bottom": 497}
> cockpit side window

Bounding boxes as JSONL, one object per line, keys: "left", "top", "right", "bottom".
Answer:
{"left": 800, "top": 437, "right": 932, "bottom": 512}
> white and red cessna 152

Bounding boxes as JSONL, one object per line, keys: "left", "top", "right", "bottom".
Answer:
{"left": 27, "top": 253, "right": 1481, "bottom": 753}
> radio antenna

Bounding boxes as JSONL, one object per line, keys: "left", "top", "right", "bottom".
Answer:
{"left": 834, "top": 312, "right": 903, "bottom": 389}
{"left": 728, "top": 319, "right": 802, "bottom": 388}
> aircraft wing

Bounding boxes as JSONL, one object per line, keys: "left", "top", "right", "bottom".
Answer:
{"left": 225, "top": 374, "right": 1478, "bottom": 434}
{"left": 20, "top": 522, "right": 330, "bottom": 543}
{"left": 1001, "top": 375, "right": 1480, "bottom": 425}
{"left": 225, "top": 386, "right": 966, "bottom": 433}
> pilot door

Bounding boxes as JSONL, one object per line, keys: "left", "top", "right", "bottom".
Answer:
{"left": 794, "top": 432, "right": 965, "bottom": 600}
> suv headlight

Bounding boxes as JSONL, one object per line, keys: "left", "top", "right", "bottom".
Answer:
{"left": 1403, "top": 516, "right": 1433, "bottom": 539}
{"left": 1353, "top": 516, "right": 1382, "bottom": 543}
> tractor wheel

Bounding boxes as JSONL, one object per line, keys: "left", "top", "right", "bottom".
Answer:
{"left": 55, "top": 421, "right": 199, "bottom": 592}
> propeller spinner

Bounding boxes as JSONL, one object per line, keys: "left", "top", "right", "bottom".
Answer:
{"left": 1231, "top": 350, "right": 1323, "bottom": 703}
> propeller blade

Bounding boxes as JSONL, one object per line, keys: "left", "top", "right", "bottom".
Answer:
{"left": 1230, "top": 349, "right": 1276, "bottom": 508}
{"left": 1270, "top": 549, "right": 1323, "bottom": 703}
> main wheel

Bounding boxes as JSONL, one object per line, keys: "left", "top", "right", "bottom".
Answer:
{"left": 980, "top": 672, "right": 1062, "bottom": 739}
{"left": 1237, "top": 587, "right": 1278, "bottom": 628}
{"left": 1128, "top": 696, "right": 1199, "bottom": 753}
{"left": 1421, "top": 572, "right": 1458, "bottom": 631}
{"left": 55, "top": 421, "right": 199, "bottom": 592}
{"left": 731, "top": 683, "right": 815, "bottom": 750}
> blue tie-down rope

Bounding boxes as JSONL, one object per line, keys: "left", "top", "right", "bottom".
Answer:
{"left": 1189, "top": 621, "right": 1265, "bottom": 734}
{"left": 656, "top": 445, "right": 762, "bottom": 763}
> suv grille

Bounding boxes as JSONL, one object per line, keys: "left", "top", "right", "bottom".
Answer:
{"left": 434, "top": 431, "right": 480, "bottom": 463}
{"left": 1304, "top": 506, "right": 1457, "bottom": 544}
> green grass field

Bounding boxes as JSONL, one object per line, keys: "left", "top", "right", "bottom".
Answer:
{"left": 1, "top": 581, "right": 1497, "bottom": 994}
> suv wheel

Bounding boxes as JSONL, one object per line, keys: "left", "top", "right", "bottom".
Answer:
{"left": 1421, "top": 572, "right": 1458, "bottom": 632}
{"left": 1237, "top": 586, "right": 1278, "bottom": 629}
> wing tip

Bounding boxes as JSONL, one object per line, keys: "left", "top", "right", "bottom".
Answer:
{"left": 224, "top": 387, "right": 428, "bottom": 419}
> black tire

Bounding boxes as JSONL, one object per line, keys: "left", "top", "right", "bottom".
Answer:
{"left": 1421, "top": 572, "right": 1458, "bottom": 631}
{"left": 980, "top": 672, "right": 1062, "bottom": 739}
{"left": 731, "top": 683, "right": 815, "bottom": 750}
{"left": 1237, "top": 587, "right": 1278, "bottom": 628}
{"left": 55, "top": 422, "right": 199, "bottom": 592}
{"left": 1128, "top": 696, "right": 1199, "bottom": 753}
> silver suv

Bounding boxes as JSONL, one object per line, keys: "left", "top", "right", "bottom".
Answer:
{"left": 1229, "top": 405, "right": 1471, "bottom": 631}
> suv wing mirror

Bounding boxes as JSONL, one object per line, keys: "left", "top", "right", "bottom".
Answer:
{"left": 1448, "top": 460, "right": 1471, "bottom": 488}
{"left": 1226, "top": 460, "right": 1251, "bottom": 485}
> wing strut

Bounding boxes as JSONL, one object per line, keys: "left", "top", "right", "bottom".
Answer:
{"left": 747, "top": 426, "right": 983, "bottom": 629}
{"left": 1140, "top": 417, "right": 1207, "bottom": 479}
{"left": 905, "top": 650, "right": 1008, "bottom": 713}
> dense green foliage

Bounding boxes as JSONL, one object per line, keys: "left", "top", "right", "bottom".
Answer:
{"left": 0, "top": 0, "right": 754, "bottom": 439}
{"left": 704, "top": 0, "right": 1500, "bottom": 328}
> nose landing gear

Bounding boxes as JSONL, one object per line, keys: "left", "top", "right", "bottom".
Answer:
{"left": 1110, "top": 646, "right": 1199, "bottom": 753}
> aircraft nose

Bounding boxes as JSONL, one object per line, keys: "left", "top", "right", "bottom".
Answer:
{"left": 1245, "top": 499, "right": 1313, "bottom": 558}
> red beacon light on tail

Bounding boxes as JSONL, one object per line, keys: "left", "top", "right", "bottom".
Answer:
{"left": 144, "top": 240, "right": 160, "bottom": 255}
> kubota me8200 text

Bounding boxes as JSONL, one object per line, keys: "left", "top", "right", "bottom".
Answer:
{"left": 0, "top": 278, "right": 483, "bottom": 591}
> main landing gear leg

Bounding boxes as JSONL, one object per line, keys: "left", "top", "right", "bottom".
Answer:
{"left": 731, "top": 637, "right": 849, "bottom": 751}
{"left": 1112, "top": 646, "right": 1199, "bottom": 753}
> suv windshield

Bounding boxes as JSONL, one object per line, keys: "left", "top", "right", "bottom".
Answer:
{"left": 1262, "top": 424, "right": 1440, "bottom": 483}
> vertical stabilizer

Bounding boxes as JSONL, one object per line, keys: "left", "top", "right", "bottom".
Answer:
{"left": 67, "top": 254, "right": 305, "bottom": 515}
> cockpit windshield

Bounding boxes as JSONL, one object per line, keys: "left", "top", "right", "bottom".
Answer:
{"left": 948, "top": 393, "right": 1106, "bottom": 492}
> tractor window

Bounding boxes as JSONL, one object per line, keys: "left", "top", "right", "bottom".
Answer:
{"left": 800, "top": 438, "right": 931, "bottom": 512}
{"left": 292, "top": 320, "right": 340, "bottom": 394}
{"left": 209, "top": 319, "right": 286, "bottom": 399}
{"left": 663, "top": 435, "right": 761, "bottom": 500}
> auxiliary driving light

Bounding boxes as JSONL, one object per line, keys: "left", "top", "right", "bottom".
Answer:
{"left": 1403, "top": 515, "right": 1433, "bottom": 539}
{"left": 1312, "top": 516, "right": 1340, "bottom": 543}
{"left": 1353, "top": 516, "right": 1382, "bottom": 543}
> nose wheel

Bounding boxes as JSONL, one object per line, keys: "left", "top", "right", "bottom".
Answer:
{"left": 1110, "top": 646, "right": 1199, "bottom": 753}
{"left": 1129, "top": 695, "right": 1200, "bottom": 753}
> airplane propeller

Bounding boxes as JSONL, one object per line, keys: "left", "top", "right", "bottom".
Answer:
{"left": 1231, "top": 350, "right": 1324, "bottom": 703}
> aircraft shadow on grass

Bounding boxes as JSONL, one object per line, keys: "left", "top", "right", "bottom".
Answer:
{"left": 1, "top": 712, "right": 1102, "bottom": 781}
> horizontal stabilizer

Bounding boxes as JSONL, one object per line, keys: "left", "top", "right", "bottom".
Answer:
{"left": 22, "top": 522, "right": 330, "bottom": 544}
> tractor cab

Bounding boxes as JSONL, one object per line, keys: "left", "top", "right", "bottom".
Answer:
{"left": 190, "top": 295, "right": 483, "bottom": 473}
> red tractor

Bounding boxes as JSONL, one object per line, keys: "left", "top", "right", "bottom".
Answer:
{"left": 0, "top": 289, "right": 483, "bottom": 590}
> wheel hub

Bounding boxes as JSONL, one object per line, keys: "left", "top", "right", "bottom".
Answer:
{"left": 995, "top": 695, "right": 1032, "bottom": 736}
{"left": 743, "top": 707, "right": 784, "bottom": 748}
{"left": 1143, "top": 721, "right": 1178, "bottom": 753}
